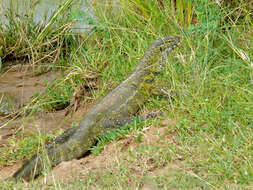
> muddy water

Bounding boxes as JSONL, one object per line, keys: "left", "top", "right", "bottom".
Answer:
{"left": 0, "top": 64, "right": 91, "bottom": 148}
{"left": 0, "top": 66, "right": 60, "bottom": 114}
{"left": 0, "top": 65, "right": 59, "bottom": 143}
{"left": 0, "top": 0, "right": 92, "bottom": 33}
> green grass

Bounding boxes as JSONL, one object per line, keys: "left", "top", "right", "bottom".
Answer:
{"left": 0, "top": 0, "right": 253, "bottom": 189}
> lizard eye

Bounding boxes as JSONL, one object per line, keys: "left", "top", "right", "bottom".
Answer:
{"left": 144, "top": 79, "right": 154, "bottom": 83}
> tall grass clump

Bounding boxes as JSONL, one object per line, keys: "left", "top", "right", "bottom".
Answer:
{"left": 0, "top": 0, "right": 74, "bottom": 67}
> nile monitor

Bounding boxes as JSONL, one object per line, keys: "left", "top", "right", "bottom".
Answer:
{"left": 10, "top": 36, "right": 180, "bottom": 182}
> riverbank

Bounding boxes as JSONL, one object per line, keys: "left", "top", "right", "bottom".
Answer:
{"left": 0, "top": 0, "right": 253, "bottom": 189}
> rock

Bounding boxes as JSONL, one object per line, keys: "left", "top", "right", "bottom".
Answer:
{"left": 0, "top": 92, "right": 20, "bottom": 116}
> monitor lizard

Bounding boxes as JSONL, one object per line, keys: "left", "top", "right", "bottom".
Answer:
{"left": 10, "top": 36, "right": 180, "bottom": 181}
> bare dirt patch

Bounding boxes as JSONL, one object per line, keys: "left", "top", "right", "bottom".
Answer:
{"left": 37, "top": 120, "right": 179, "bottom": 185}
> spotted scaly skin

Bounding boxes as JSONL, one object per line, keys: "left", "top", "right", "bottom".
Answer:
{"left": 10, "top": 36, "right": 180, "bottom": 181}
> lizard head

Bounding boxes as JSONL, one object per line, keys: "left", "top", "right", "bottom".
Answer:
{"left": 149, "top": 36, "right": 181, "bottom": 53}
{"left": 139, "top": 36, "right": 180, "bottom": 71}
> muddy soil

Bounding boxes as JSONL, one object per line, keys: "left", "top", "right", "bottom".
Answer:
{"left": 0, "top": 64, "right": 60, "bottom": 144}
{"left": 0, "top": 63, "right": 92, "bottom": 180}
